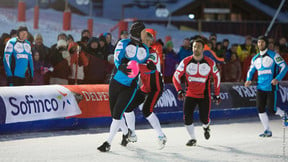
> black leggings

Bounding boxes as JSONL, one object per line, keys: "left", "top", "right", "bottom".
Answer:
{"left": 125, "top": 73, "right": 163, "bottom": 117}
{"left": 109, "top": 79, "right": 138, "bottom": 120}
{"left": 256, "top": 90, "right": 276, "bottom": 114}
{"left": 183, "top": 96, "right": 211, "bottom": 125}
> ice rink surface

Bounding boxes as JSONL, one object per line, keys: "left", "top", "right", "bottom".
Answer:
{"left": 0, "top": 117, "right": 287, "bottom": 162}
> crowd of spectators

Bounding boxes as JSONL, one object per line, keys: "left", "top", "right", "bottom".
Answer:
{"left": 0, "top": 28, "right": 287, "bottom": 86}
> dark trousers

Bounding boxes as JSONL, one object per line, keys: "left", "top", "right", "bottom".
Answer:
{"left": 256, "top": 90, "right": 276, "bottom": 113}
{"left": 109, "top": 79, "right": 138, "bottom": 120}
{"left": 183, "top": 96, "right": 211, "bottom": 125}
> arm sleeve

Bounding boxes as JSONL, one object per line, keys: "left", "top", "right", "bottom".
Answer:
{"left": 113, "top": 41, "right": 125, "bottom": 68}
{"left": 274, "top": 53, "right": 288, "bottom": 81}
{"left": 3, "top": 41, "right": 13, "bottom": 77}
{"left": 211, "top": 61, "right": 220, "bottom": 96}
{"left": 246, "top": 58, "right": 256, "bottom": 81}
{"left": 172, "top": 60, "right": 185, "bottom": 92}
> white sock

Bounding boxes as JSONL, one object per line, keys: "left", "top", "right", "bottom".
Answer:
{"left": 124, "top": 111, "right": 136, "bottom": 136}
{"left": 119, "top": 117, "right": 128, "bottom": 135}
{"left": 146, "top": 112, "right": 164, "bottom": 137}
{"left": 107, "top": 119, "right": 121, "bottom": 144}
{"left": 202, "top": 121, "right": 210, "bottom": 129}
{"left": 258, "top": 113, "right": 270, "bottom": 131}
{"left": 185, "top": 124, "right": 196, "bottom": 139}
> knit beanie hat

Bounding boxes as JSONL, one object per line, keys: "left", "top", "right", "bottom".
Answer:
{"left": 166, "top": 40, "right": 173, "bottom": 48}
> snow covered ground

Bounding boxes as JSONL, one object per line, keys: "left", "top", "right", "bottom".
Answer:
{"left": 0, "top": 117, "right": 287, "bottom": 162}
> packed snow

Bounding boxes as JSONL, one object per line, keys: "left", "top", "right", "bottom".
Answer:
{"left": 0, "top": 117, "right": 287, "bottom": 162}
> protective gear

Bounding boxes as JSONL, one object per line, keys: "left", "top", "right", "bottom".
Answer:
{"left": 130, "top": 21, "right": 145, "bottom": 40}
{"left": 118, "top": 58, "right": 131, "bottom": 75}
{"left": 258, "top": 35, "right": 268, "bottom": 48}
{"left": 118, "top": 63, "right": 131, "bottom": 75}
{"left": 146, "top": 61, "right": 156, "bottom": 70}
{"left": 213, "top": 95, "right": 221, "bottom": 105}
{"left": 17, "top": 26, "right": 28, "bottom": 36}
{"left": 177, "top": 90, "right": 186, "bottom": 101}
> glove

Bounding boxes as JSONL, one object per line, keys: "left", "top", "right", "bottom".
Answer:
{"left": 146, "top": 61, "right": 156, "bottom": 70}
{"left": 177, "top": 90, "right": 186, "bottom": 101}
{"left": 118, "top": 63, "right": 131, "bottom": 75}
{"left": 213, "top": 95, "right": 221, "bottom": 105}
{"left": 121, "top": 58, "right": 129, "bottom": 64}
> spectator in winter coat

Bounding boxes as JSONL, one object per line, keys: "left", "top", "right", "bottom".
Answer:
{"left": 163, "top": 40, "right": 178, "bottom": 83}
{"left": 98, "top": 35, "right": 109, "bottom": 61}
{"left": 67, "top": 34, "right": 74, "bottom": 45}
{"left": 68, "top": 42, "right": 88, "bottom": 85}
{"left": 84, "top": 37, "right": 107, "bottom": 84}
{"left": 33, "top": 33, "right": 50, "bottom": 66}
{"left": 177, "top": 38, "right": 191, "bottom": 62}
{"left": 9, "top": 29, "right": 17, "bottom": 38}
{"left": 222, "top": 53, "right": 242, "bottom": 82}
{"left": 49, "top": 39, "right": 71, "bottom": 85}
{"left": 237, "top": 35, "right": 257, "bottom": 63}
{"left": 225, "top": 44, "right": 238, "bottom": 62}
{"left": 31, "top": 50, "right": 45, "bottom": 85}
{"left": 104, "top": 32, "right": 114, "bottom": 54}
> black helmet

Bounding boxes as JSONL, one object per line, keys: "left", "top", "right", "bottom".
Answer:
{"left": 17, "top": 26, "right": 28, "bottom": 36}
{"left": 258, "top": 35, "right": 268, "bottom": 48}
{"left": 130, "top": 21, "right": 145, "bottom": 40}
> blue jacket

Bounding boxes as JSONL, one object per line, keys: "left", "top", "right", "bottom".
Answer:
{"left": 246, "top": 49, "right": 288, "bottom": 91}
{"left": 3, "top": 37, "right": 34, "bottom": 78}
{"left": 177, "top": 46, "right": 191, "bottom": 62}
{"left": 113, "top": 39, "right": 150, "bottom": 86}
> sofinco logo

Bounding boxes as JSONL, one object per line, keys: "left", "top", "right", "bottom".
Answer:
{"left": 9, "top": 90, "right": 71, "bottom": 116}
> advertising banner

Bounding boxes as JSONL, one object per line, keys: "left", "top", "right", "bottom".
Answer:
{"left": 63, "top": 84, "right": 110, "bottom": 118}
{"left": 0, "top": 85, "right": 81, "bottom": 124}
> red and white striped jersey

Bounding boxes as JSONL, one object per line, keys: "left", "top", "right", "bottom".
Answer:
{"left": 173, "top": 55, "right": 220, "bottom": 98}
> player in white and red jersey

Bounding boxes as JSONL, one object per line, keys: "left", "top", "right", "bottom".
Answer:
{"left": 124, "top": 29, "right": 167, "bottom": 149}
{"left": 172, "top": 38, "right": 221, "bottom": 146}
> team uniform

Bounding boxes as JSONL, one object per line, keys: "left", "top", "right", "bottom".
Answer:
{"left": 98, "top": 25, "right": 150, "bottom": 152}
{"left": 3, "top": 37, "right": 34, "bottom": 86}
{"left": 246, "top": 48, "right": 288, "bottom": 137}
{"left": 138, "top": 48, "right": 163, "bottom": 113}
{"left": 109, "top": 38, "right": 150, "bottom": 120}
{"left": 124, "top": 47, "right": 167, "bottom": 148}
{"left": 173, "top": 55, "right": 220, "bottom": 145}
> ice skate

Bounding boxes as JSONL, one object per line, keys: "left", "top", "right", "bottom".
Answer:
{"left": 98, "top": 141, "right": 111, "bottom": 152}
{"left": 158, "top": 135, "right": 167, "bottom": 149}
{"left": 186, "top": 139, "right": 197, "bottom": 146}
{"left": 259, "top": 130, "right": 272, "bottom": 137}
{"left": 203, "top": 126, "right": 210, "bottom": 140}
{"left": 128, "top": 133, "right": 137, "bottom": 143}
{"left": 120, "top": 130, "right": 131, "bottom": 147}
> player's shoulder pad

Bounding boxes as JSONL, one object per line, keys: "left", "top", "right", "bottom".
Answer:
{"left": 115, "top": 39, "right": 130, "bottom": 51}
{"left": 252, "top": 53, "right": 260, "bottom": 61}
{"left": 8, "top": 37, "right": 17, "bottom": 44}
{"left": 24, "top": 39, "right": 31, "bottom": 45}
